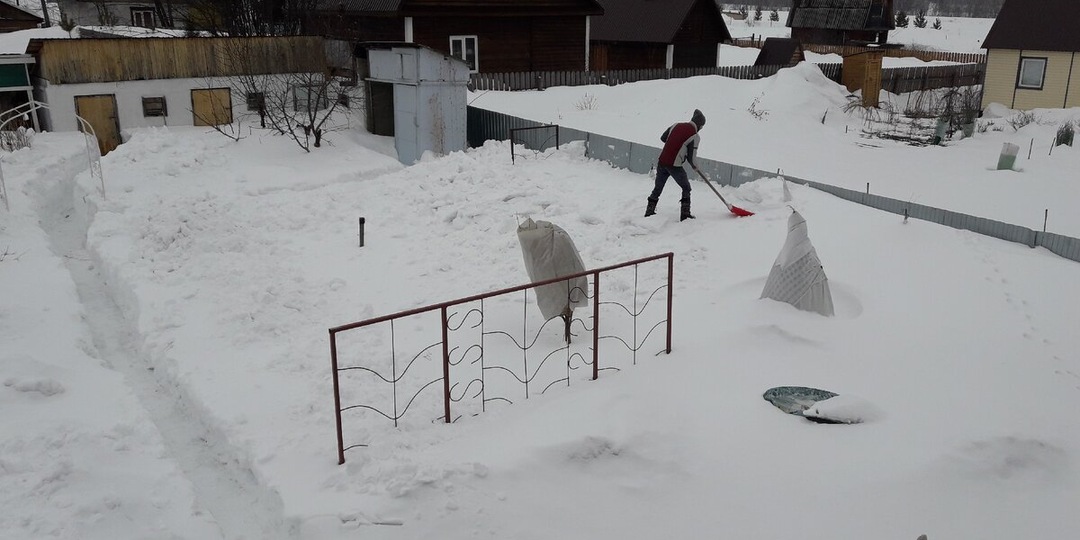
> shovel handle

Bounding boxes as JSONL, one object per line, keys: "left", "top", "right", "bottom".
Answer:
{"left": 690, "top": 164, "right": 733, "bottom": 210}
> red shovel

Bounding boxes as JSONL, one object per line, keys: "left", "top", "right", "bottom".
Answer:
{"left": 691, "top": 165, "right": 755, "bottom": 217}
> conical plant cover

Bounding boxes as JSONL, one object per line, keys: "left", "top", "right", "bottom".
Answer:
{"left": 760, "top": 210, "right": 834, "bottom": 316}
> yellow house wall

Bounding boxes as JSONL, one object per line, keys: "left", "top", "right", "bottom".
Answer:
{"left": 983, "top": 48, "right": 1079, "bottom": 110}
{"left": 982, "top": 49, "right": 1020, "bottom": 109}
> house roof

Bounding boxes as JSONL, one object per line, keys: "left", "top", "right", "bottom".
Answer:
{"left": 787, "top": 0, "right": 894, "bottom": 32}
{"left": 0, "top": 0, "right": 44, "bottom": 22}
{"left": 317, "top": 0, "right": 603, "bottom": 16}
{"left": 982, "top": 0, "right": 1080, "bottom": 52}
{"left": 591, "top": 0, "right": 721, "bottom": 43}
{"left": 754, "top": 37, "right": 803, "bottom": 66}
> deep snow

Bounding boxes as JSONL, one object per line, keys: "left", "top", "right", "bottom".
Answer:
{"left": 2, "top": 13, "right": 1080, "bottom": 540}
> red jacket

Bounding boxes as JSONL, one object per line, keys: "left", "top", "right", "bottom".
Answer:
{"left": 658, "top": 122, "right": 700, "bottom": 167}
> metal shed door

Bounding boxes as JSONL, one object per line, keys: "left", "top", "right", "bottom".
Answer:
{"left": 74, "top": 94, "right": 121, "bottom": 155}
{"left": 191, "top": 88, "right": 233, "bottom": 126}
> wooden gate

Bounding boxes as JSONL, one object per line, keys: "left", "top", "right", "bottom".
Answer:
{"left": 73, "top": 94, "right": 121, "bottom": 155}
{"left": 191, "top": 88, "right": 233, "bottom": 126}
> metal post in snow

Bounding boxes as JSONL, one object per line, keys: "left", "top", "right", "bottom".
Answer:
{"left": 358, "top": 217, "right": 365, "bottom": 247}
{"left": 1044, "top": 209, "right": 1048, "bottom": 233}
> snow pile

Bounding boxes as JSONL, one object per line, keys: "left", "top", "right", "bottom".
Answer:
{"left": 2, "top": 37, "right": 1079, "bottom": 538}
{"left": 803, "top": 394, "right": 883, "bottom": 424}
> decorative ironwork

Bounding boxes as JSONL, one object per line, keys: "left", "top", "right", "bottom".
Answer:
{"left": 328, "top": 253, "right": 674, "bottom": 464}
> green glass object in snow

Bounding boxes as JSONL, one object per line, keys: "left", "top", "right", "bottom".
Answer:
{"left": 997, "top": 142, "right": 1019, "bottom": 170}
{"left": 763, "top": 386, "right": 838, "bottom": 415}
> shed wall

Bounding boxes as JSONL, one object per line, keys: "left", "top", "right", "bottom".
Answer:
{"left": 37, "top": 77, "right": 246, "bottom": 133}
{"left": 984, "top": 49, "right": 1079, "bottom": 110}
{"left": 35, "top": 37, "right": 327, "bottom": 84}
{"left": 1014, "top": 50, "right": 1071, "bottom": 110}
{"left": 982, "top": 48, "right": 1020, "bottom": 109}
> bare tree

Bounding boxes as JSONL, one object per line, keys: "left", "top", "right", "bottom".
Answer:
{"left": 185, "top": 0, "right": 318, "bottom": 36}
{"left": 154, "top": 0, "right": 176, "bottom": 28}
{"left": 205, "top": 38, "right": 363, "bottom": 152}
{"left": 93, "top": 0, "right": 122, "bottom": 26}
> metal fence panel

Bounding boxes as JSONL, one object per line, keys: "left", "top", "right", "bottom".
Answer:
{"left": 628, "top": 142, "right": 661, "bottom": 175}
{"left": 466, "top": 106, "right": 1079, "bottom": 263}
{"left": 586, "top": 134, "right": 630, "bottom": 168}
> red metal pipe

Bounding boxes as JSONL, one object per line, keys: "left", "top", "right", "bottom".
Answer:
{"left": 666, "top": 254, "right": 673, "bottom": 354}
{"left": 441, "top": 306, "right": 451, "bottom": 423}
{"left": 329, "top": 253, "right": 674, "bottom": 334}
{"left": 592, "top": 271, "right": 600, "bottom": 381}
{"left": 330, "top": 331, "right": 346, "bottom": 464}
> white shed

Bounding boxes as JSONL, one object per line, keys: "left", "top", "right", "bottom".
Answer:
{"left": 363, "top": 43, "right": 470, "bottom": 165}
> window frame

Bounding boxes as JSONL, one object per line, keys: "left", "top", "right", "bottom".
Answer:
{"left": 449, "top": 35, "right": 479, "bottom": 73}
{"left": 131, "top": 7, "right": 155, "bottom": 28}
{"left": 293, "top": 84, "right": 330, "bottom": 113}
{"left": 141, "top": 96, "right": 167, "bottom": 117}
{"left": 1016, "top": 56, "right": 1047, "bottom": 90}
{"left": 246, "top": 92, "right": 265, "bottom": 112}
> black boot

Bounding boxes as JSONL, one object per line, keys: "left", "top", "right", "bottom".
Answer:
{"left": 645, "top": 199, "right": 658, "bottom": 217}
{"left": 680, "top": 200, "right": 695, "bottom": 221}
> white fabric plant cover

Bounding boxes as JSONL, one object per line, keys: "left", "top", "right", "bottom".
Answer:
{"left": 760, "top": 210, "right": 835, "bottom": 316}
{"left": 516, "top": 217, "right": 588, "bottom": 321}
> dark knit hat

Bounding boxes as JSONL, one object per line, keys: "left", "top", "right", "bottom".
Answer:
{"left": 692, "top": 109, "right": 706, "bottom": 128}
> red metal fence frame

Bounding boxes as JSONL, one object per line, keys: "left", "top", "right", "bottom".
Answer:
{"left": 329, "top": 252, "right": 674, "bottom": 464}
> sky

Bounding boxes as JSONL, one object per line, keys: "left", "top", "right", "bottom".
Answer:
{"left": 3, "top": 14, "right": 1080, "bottom": 540}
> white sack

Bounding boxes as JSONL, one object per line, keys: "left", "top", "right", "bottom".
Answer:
{"left": 760, "top": 210, "right": 834, "bottom": 317}
{"left": 516, "top": 218, "right": 588, "bottom": 320}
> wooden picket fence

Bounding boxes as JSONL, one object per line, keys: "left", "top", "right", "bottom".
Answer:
{"left": 470, "top": 64, "right": 823, "bottom": 92}
{"left": 802, "top": 44, "right": 986, "bottom": 64}
{"left": 880, "top": 63, "right": 986, "bottom": 94}
{"left": 468, "top": 61, "right": 978, "bottom": 94}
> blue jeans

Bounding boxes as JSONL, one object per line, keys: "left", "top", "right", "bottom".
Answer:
{"left": 648, "top": 165, "right": 691, "bottom": 204}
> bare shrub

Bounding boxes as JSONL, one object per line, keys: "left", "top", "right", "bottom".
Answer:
{"left": 1056, "top": 122, "right": 1075, "bottom": 147}
{"left": 0, "top": 127, "right": 33, "bottom": 151}
{"left": 747, "top": 94, "right": 769, "bottom": 121}
{"left": 574, "top": 93, "right": 598, "bottom": 111}
{"left": 1007, "top": 111, "right": 1038, "bottom": 131}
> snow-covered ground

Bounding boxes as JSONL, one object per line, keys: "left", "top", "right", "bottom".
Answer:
{"left": 3, "top": 11, "right": 1079, "bottom": 540}
{"left": 469, "top": 63, "right": 1080, "bottom": 238}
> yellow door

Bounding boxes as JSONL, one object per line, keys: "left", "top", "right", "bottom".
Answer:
{"left": 74, "top": 94, "right": 121, "bottom": 155}
{"left": 191, "top": 88, "right": 233, "bottom": 126}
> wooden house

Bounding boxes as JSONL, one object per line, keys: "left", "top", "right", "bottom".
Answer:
{"left": 980, "top": 0, "right": 1080, "bottom": 111}
{"left": 55, "top": 0, "right": 189, "bottom": 28}
{"left": 786, "top": 0, "right": 894, "bottom": 46}
{"left": 0, "top": 1, "right": 43, "bottom": 32}
{"left": 27, "top": 37, "right": 327, "bottom": 154}
{"left": 309, "top": 0, "right": 604, "bottom": 73}
{"left": 589, "top": 0, "right": 731, "bottom": 70}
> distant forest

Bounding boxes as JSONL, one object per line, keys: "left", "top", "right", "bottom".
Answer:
{"left": 720, "top": 1, "right": 1006, "bottom": 18}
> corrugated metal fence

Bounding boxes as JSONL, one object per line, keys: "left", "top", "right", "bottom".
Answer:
{"left": 467, "top": 106, "right": 1080, "bottom": 263}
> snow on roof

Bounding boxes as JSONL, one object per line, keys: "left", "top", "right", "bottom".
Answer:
{"left": 0, "top": 26, "right": 72, "bottom": 54}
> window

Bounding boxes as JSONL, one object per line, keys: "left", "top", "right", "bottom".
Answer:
{"left": 246, "top": 92, "right": 265, "bottom": 112}
{"left": 449, "top": 35, "right": 478, "bottom": 73}
{"left": 294, "top": 85, "right": 329, "bottom": 112}
{"left": 142, "top": 96, "right": 167, "bottom": 117}
{"left": 1018, "top": 57, "right": 1047, "bottom": 89}
{"left": 131, "top": 8, "right": 154, "bottom": 28}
